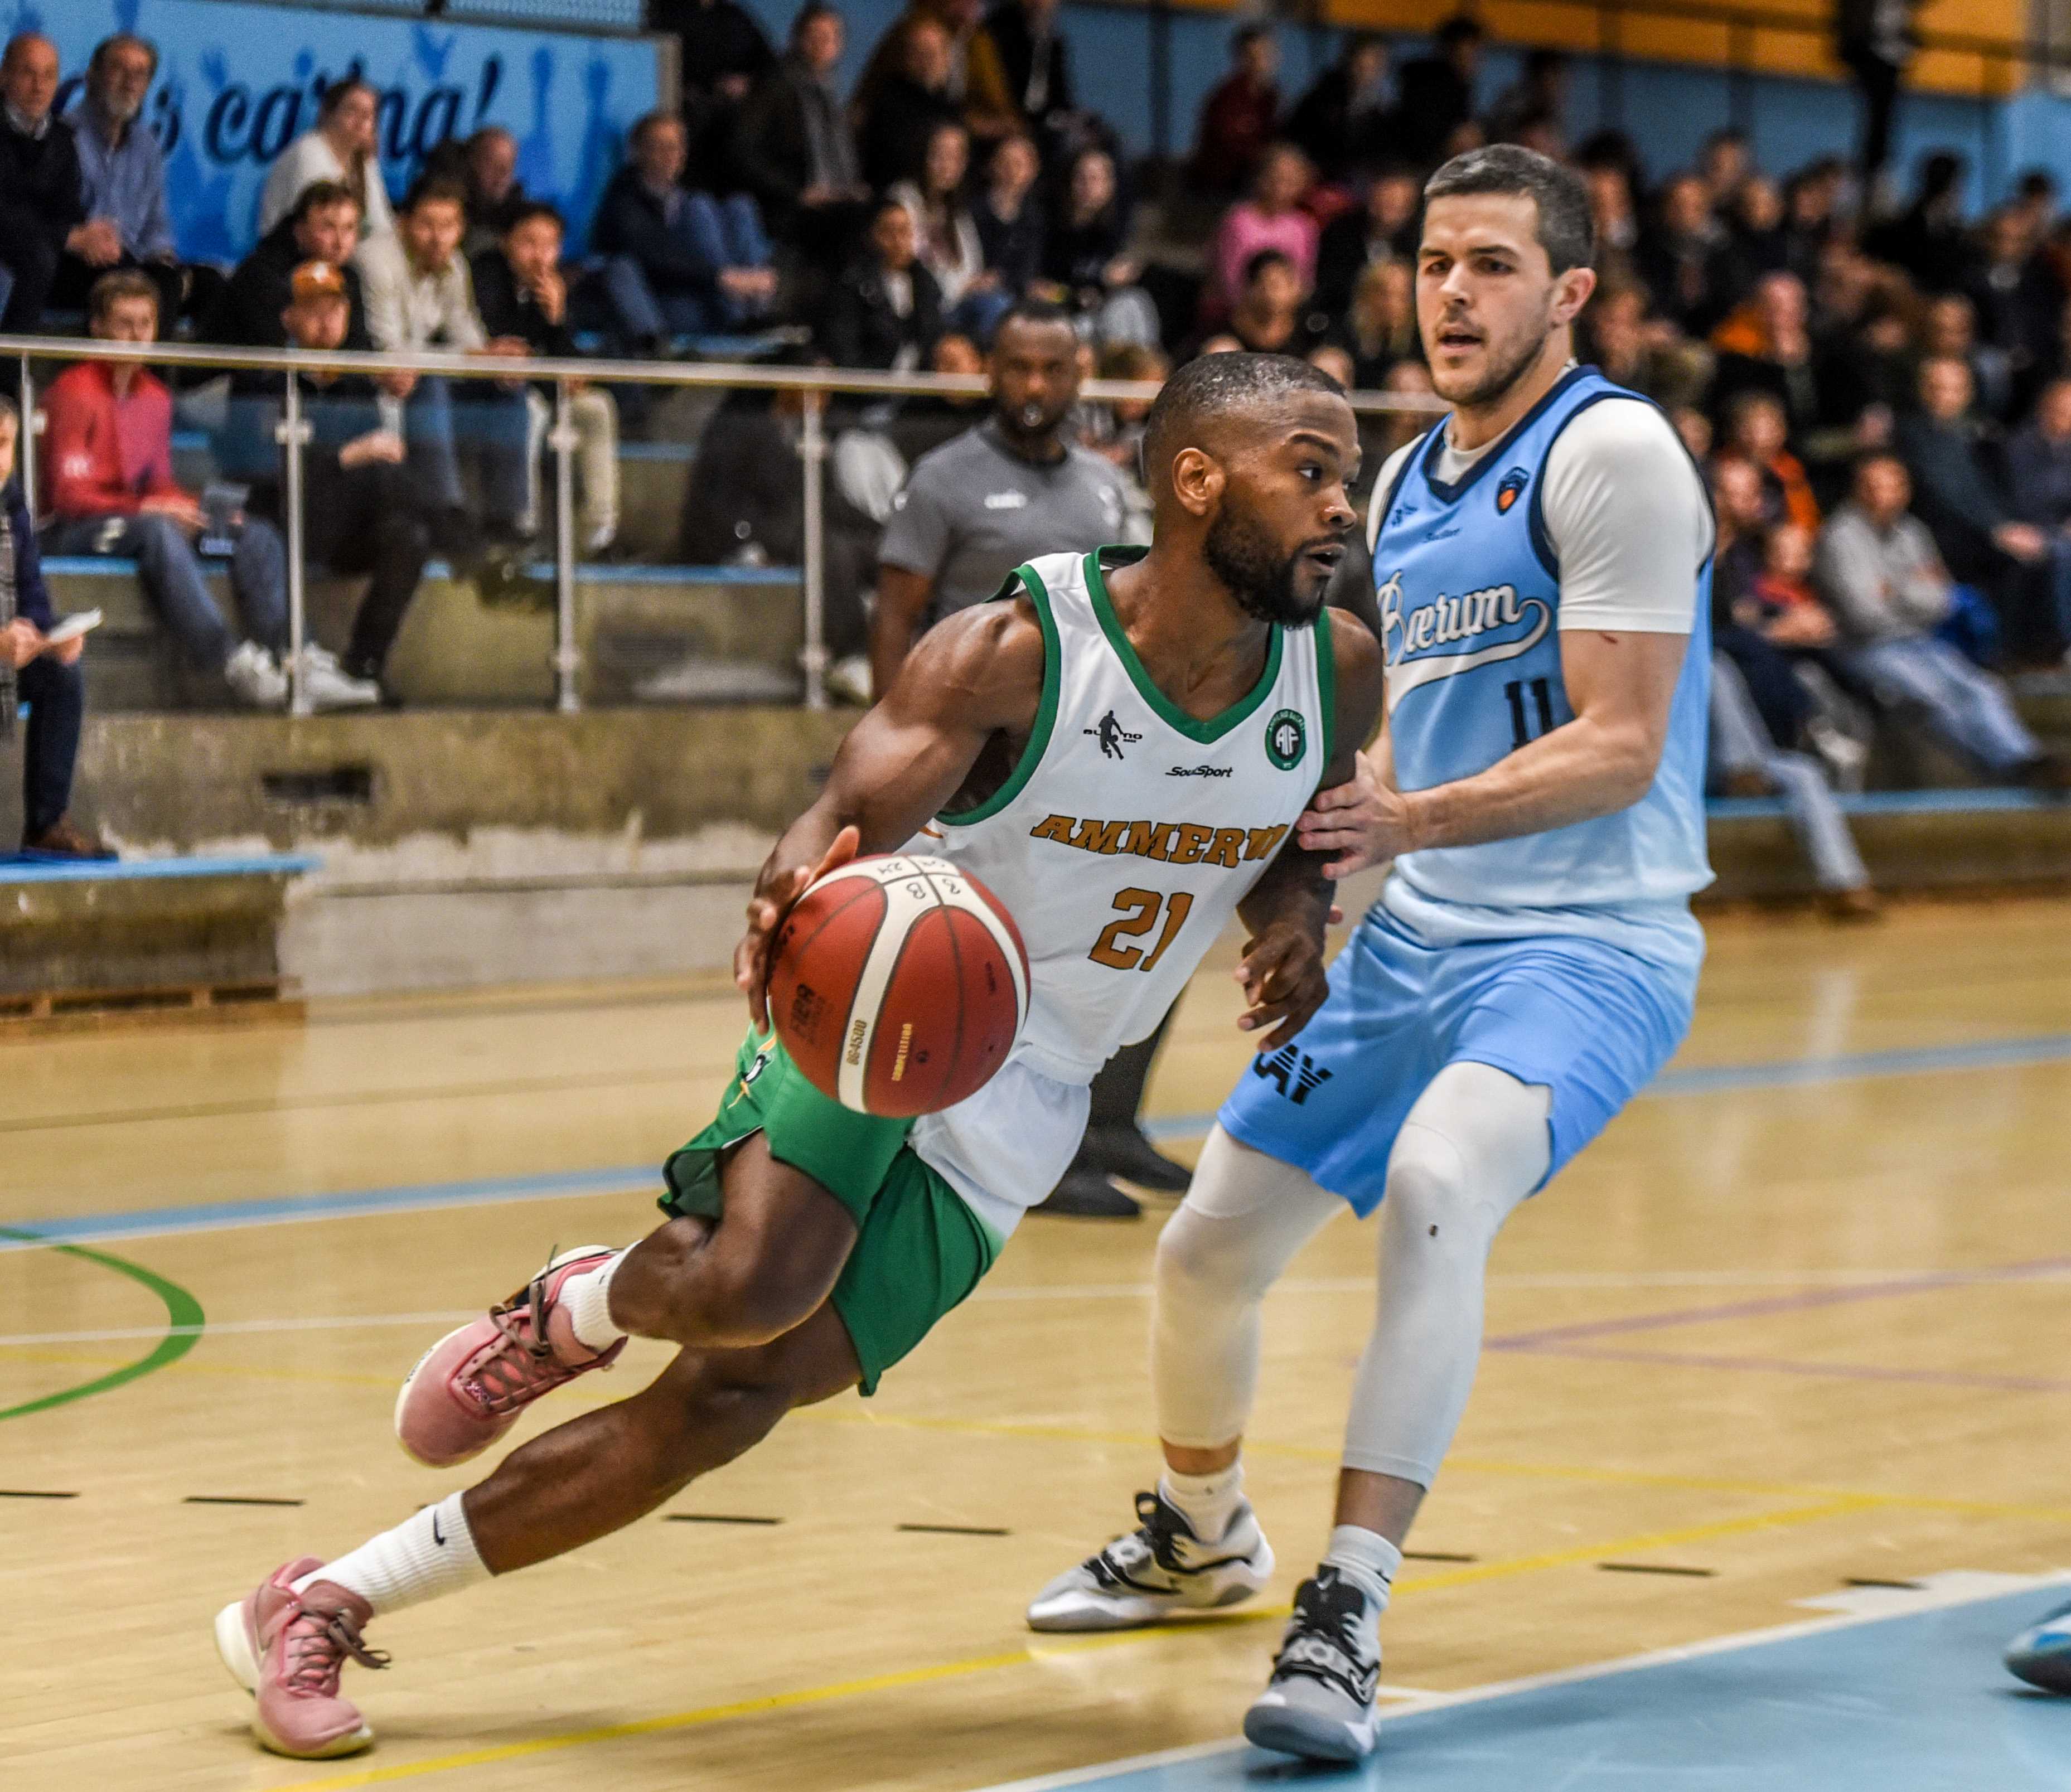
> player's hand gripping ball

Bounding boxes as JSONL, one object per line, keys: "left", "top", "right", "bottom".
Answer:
{"left": 768, "top": 855, "right": 1029, "bottom": 1115}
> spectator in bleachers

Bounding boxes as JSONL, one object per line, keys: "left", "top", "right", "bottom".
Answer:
{"left": 1392, "top": 15, "right": 1483, "bottom": 167}
{"left": 973, "top": 132, "right": 1044, "bottom": 301}
{"left": 1718, "top": 390, "right": 1821, "bottom": 534}
{"left": 1816, "top": 452, "right": 2064, "bottom": 786}
{"left": 354, "top": 177, "right": 533, "bottom": 555}
{"left": 41, "top": 272, "right": 290, "bottom": 709}
{"left": 1315, "top": 162, "right": 1420, "bottom": 314}
{"left": 1372, "top": 359, "right": 1436, "bottom": 459}
{"left": 1711, "top": 273, "right": 1820, "bottom": 443}
{"left": 0, "top": 397, "right": 108, "bottom": 860}
{"left": 258, "top": 79, "right": 391, "bottom": 241}
{"left": 821, "top": 196, "right": 943, "bottom": 370}
{"left": 1963, "top": 209, "right": 2062, "bottom": 413}
{"left": 472, "top": 202, "right": 621, "bottom": 556}
{"left": 218, "top": 264, "right": 400, "bottom": 708}
{"left": 1895, "top": 354, "right": 2050, "bottom": 643}
{"left": 1285, "top": 33, "right": 1390, "bottom": 185}
{"left": 1697, "top": 128, "right": 1751, "bottom": 209}
{"left": 2011, "top": 379, "right": 2071, "bottom": 657}
{"left": 1207, "top": 142, "right": 1317, "bottom": 322}
{"left": 1579, "top": 154, "right": 1641, "bottom": 291}
{"left": 594, "top": 112, "right": 778, "bottom": 347}
{"left": 1188, "top": 25, "right": 1280, "bottom": 197}
{"left": 858, "top": 15, "right": 965, "bottom": 191}
{"left": 985, "top": 0, "right": 1072, "bottom": 137}
{"left": 218, "top": 182, "right": 372, "bottom": 351}
{"left": 0, "top": 33, "right": 88, "bottom": 340}
{"left": 859, "top": 0, "right": 1019, "bottom": 155}
{"left": 59, "top": 35, "right": 220, "bottom": 337}
{"left": 733, "top": 4, "right": 869, "bottom": 253}
{"left": 1721, "top": 175, "right": 1788, "bottom": 293}
{"left": 1641, "top": 172, "right": 1735, "bottom": 338}
{"left": 1917, "top": 289, "right": 2012, "bottom": 421}
{"left": 1781, "top": 157, "right": 1846, "bottom": 284}
{"left": 1211, "top": 249, "right": 1328, "bottom": 360}
{"left": 1335, "top": 258, "right": 1417, "bottom": 389}
{"left": 1584, "top": 282, "right": 1709, "bottom": 410}
{"left": 1864, "top": 151, "right": 1968, "bottom": 294}
{"left": 651, "top": 0, "right": 776, "bottom": 127}
{"left": 459, "top": 127, "right": 529, "bottom": 255}
{"left": 1042, "top": 147, "right": 1157, "bottom": 346}
{"left": 1485, "top": 47, "right": 1568, "bottom": 151}
{"left": 891, "top": 123, "right": 1008, "bottom": 341}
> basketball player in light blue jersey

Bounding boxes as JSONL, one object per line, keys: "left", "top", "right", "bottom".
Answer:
{"left": 1030, "top": 145, "right": 1715, "bottom": 1764}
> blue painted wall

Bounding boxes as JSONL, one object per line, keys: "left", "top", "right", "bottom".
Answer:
{"left": 740, "top": 0, "right": 2051, "bottom": 207}
{"left": 18, "top": 0, "right": 661, "bottom": 258}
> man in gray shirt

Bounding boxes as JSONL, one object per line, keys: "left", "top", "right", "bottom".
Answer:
{"left": 873, "top": 300, "right": 1128, "bottom": 695}
{"left": 1816, "top": 452, "right": 2062, "bottom": 784}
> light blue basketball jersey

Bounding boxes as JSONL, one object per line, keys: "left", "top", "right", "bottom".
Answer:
{"left": 1370, "top": 366, "right": 1713, "bottom": 971}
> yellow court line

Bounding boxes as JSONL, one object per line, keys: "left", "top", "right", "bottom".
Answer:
{"left": 267, "top": 1495, "right": 1880, "bottom": 1791}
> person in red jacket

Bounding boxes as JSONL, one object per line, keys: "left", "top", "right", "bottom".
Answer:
{"left": 40, "top": 271, "right": 292, "bottom": 707}
{"left": 1189, "top": 25, "right": 1281, "bottom": 197}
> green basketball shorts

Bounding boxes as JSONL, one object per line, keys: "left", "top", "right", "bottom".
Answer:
{"left": 660, "top": 1030, "right": 1004, "bottom": 1394}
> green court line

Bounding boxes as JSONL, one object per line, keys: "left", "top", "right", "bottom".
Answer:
{"left": 0, "top": 1227, "right": 205, "bottom": 1422}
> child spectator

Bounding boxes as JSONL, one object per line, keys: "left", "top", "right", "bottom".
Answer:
{"left": 1207, "top": 142, "right": 1318, "bottom": 321}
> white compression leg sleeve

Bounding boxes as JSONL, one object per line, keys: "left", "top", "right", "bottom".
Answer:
{"left": 1151, "top": 1124, "right": 1344, "bottom": 1450}
{"left": 1341, "top": 1061, "right": 1551, "bottom": 1487}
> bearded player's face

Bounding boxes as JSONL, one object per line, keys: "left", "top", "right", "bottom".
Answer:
{"left": 1204, "top": 393, "right": 1360, "bottom": 628}
{"left": 1417, "top": 191, "right": 1581, "bottom": 410}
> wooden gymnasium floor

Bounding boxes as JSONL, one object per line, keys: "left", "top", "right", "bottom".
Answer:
{"left": 6, "top": 898, "right": 2071, "bottom": 1791}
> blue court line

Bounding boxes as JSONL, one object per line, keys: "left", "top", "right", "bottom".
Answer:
{"left": 988, "top": 1580, "right": 2071, "bottom": 1792}
{"left": 0, "top": 853, "right": 317, "bottom": 884}
{"left": 9, "top": 1030, "right": 2071, "bottom": 1253}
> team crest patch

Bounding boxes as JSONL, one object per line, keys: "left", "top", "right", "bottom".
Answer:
{"left": 1496, "top": 466, "right": 1530, "bottom": 514}
{"left": 1265, "top": 708, "right": 1307, "bottom": 771}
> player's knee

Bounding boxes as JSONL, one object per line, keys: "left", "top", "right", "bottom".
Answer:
{"left": 1155, "top": 1205, "right": 1270, "bottom": 1307}
{"left": 691, "top": 1251, "right": 824, "bottom": 1350}
{"left": 1381, "top": 1126, "right": 1497, "bottom": 1254}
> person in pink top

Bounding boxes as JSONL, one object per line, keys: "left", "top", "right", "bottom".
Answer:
{"left": 1208, "top": 142, "right": 1318, "bottom": 322}
{"left": 40, "top": 270, "right": 290, "bottom": 706}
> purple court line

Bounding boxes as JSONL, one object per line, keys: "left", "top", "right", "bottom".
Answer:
{"left": 1504, "top": 1340, "right": 2071, "bottom": 1395}
{"left": 1486, "top": 1256, "right": 2071, "bottom": 1350}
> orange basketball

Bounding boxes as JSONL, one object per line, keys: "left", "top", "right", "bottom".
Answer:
{"left": 767, "top": 854, "right": 1030, "bottom": 1116}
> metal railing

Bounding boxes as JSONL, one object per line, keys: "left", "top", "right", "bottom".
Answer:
{"left": 3, "top": 334, "right": 1443, "bottom": 714}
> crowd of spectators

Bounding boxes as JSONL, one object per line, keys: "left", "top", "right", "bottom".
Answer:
{"left": 9, "top": 11, "right": 2071, "bottom": 871}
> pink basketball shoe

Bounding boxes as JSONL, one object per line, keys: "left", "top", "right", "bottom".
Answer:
{"left": 394, "top": 1246, "right": 626, "bottom": 1467}
{"left": 214, "top": 1559, "right": 388, "bottom": 1759}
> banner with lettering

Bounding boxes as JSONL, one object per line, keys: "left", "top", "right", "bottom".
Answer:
{"left": 20, "top": 0, "right": 662, "bottom": 259}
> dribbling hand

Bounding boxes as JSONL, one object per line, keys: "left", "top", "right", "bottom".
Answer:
{"left": 1295, "top": 749, "right": 1416, "bottom": 879}
{"left": 734, "top": 825, "right": 860, "bottom": 1031}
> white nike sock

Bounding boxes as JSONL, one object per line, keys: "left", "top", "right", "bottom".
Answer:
{"left": 296, "top": 1491, "right": 491, "bottom": 1616}
{"left": 1323, "top": 1523, "right": 1401, "bottom": 1617}
{"left": 1160, "top": 1462, "right": 1246, "bottom": 1543}
{"left": 560, "top": 1250, "right": 628, "bottom": 1353}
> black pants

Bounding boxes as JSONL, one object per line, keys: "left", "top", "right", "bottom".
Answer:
{"left": 1071, "top": 1005, "right": 1174, "bottom": 1165}
{"left": 0, "top": 233, "right": 59, "bottom": 336}
{"left": 49, "top": 254, "right": 228, "bottom": 335}
{"left": 304, "top": 458, "right": 434, "bottom": 679}
{"left": 14, "top": 653, "right": 85, "bottom": 838}
{"left": 1846, "top": 52, "right": 1902, "bottom": 185}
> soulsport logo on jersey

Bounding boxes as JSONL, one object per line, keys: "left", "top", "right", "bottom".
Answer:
{"left": 1375, "top": 570, "right": 1552, "bottom": 703}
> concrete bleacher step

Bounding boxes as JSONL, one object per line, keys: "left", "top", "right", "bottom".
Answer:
{"left": 43, "top": 557, "right": 805, "bottom": 710}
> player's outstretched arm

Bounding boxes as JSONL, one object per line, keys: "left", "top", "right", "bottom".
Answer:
{"left": 1297, "top": 627, "right": 1685, "bottom": 876}
{"left": 1232, "top": 614, "right": 1386, "bottom": 1050}
{"left": 734, "top": 601, "right": 1048, "bottom": 1025}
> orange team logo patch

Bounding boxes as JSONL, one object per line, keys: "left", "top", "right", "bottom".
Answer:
{"left": 1496, "top": 467, "right": 1529, "bottom": 514}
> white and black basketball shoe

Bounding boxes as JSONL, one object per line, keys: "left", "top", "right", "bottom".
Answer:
{"left": 1242, "top": 1565, "right": 1385, "bottom": 1761}
{"left": 1026, "top": 1488, "right": 1274, "bottom": 1631}
{"left": 2006, "top": 1599, "right": 2071, "bottom": 1693}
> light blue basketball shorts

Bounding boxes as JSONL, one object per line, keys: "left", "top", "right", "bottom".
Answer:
{"left": 1218, "top": 905, "right": 1699, "bottom": 1217}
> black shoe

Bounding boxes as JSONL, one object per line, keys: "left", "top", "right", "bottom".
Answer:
{"left": 1078, "top": 1124, "right": 1192, "bottom": 1195}
{"left": 1030, "top": 1170, "right": 1141, "bottom": 1219}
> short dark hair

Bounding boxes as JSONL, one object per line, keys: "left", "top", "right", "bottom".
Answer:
{"left": 1141, "top": 351, "right": 1345, "bottom": 496}
{"left": 505, "top": 199, "right": 565, "bottom": 235}
{"left": 791, "top": 1, "right": 840, "bottom": 43}
{"left": 1232, "top": 22, "right": 1269, "bottom": 51}
{"left": 630, "top": 109, "right": 681, "bottom": 149}
{"left": 1436, "top": 13, "right": 1482, "bottom": 47}
{"left": 401, "top": 175, "right": 468, "bottom": 216}
{"left": 1242, "top": 247, "right": 1296, "bottom": 286}
{"left": 995, "top": 295, "right": 1075, "bottom": 336}
{"left": 89, "top": 268, "right": 160, "bottom": 322}
{"left": 90, "top": 32, "right": 159, "bottom": 79}
{"left": 1423, "top": 143, "right": 1594, "bottom": 275}
{"left": 291, "top": 178, "right": 359, "bottom": 224}
{"left": 317, "top": 77, "right": 375, "bottom": 122}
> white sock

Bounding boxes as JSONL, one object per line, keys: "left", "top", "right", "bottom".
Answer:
{"left": 1160, "top": 1462, "right": 1246, "bottom": 1543}
{"left": 1324, "top": 1523, "right": 1401, "bottom": 1616}
{"left": 560, "top": 1250, "right": 628, "bottom": 1353}
{"left": 296, "top": 1491, "right": 491, "bottom": 1616}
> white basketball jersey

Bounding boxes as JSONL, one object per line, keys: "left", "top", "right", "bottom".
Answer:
{"left": 913, "top": 546, "right": 1334, "bottom": 1089}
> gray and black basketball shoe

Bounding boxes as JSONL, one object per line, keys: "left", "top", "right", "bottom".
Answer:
{"left": 1026, "top": 1488, "right": 1275, "bottom": 1631}
{"left": 1242, "top": 1564, "right": 1385, "bottom": 1761}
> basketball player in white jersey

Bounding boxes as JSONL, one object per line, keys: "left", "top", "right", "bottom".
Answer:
{"left": 1030, "top": 146, "right": 1716, "bottom": 1763}
{"left": 207, "top": 352, "right": 1384, "bottom": 1760}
